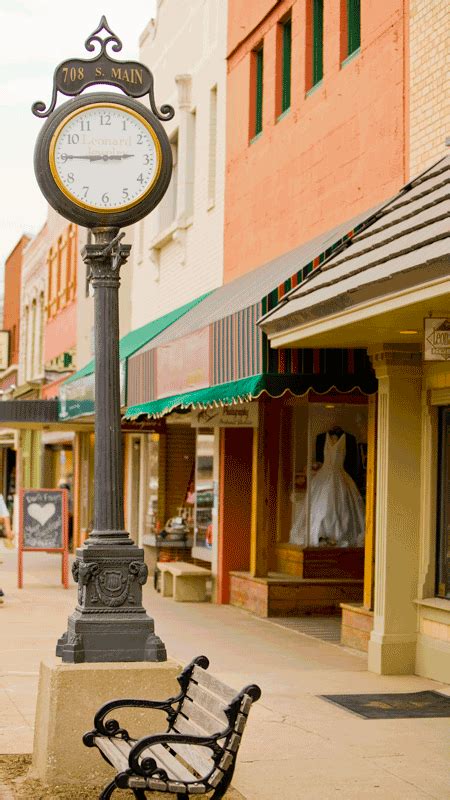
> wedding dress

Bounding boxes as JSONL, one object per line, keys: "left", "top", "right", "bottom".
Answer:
{"left": 290, "top": 432, "right": 365, "bottom": 547}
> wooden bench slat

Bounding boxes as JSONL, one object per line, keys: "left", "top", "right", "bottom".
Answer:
{"left": 186, "top": 681, "right": 230, "bottom": 723}
{"left": 179, "top": 697, "right": 227, "bottom": 737}
{"left": 94, "top": 736, "right": 130, "bottom": 772}
{"left": 168, "top": 742, "right": 214, "bottom": 779}
{"left": 145, "top": 743, "right": 197, "bottom": 782}
{"left": 192, "top": 665, "right": 237, "bottom": 703}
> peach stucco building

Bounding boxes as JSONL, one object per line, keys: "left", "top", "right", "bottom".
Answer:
{"left": 224, "top": 0, "right": 408, "bottom": 282}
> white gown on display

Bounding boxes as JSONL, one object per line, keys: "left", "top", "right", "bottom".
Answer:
{"left": 290, "top": 432, "right": 365, "bottom": 547}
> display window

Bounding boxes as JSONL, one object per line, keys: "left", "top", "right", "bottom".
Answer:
{"left": 193, "top": 430, "right": 214, "bottom": 551}
{"left": 143, "top": 433, "right": 160, "bottom": 536}
{"left": 437, "top": 407, "right": 450, "bottom": 599}
{"left": 289, "top": 400, "right": 368, "bottom": 548}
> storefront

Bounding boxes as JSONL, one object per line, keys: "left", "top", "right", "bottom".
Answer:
{"left": 260, "top": 156, "right": 450, "bottom": 679}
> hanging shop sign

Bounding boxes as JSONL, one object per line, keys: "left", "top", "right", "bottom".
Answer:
{"left": 156, "top": 327, "right": 210, "bottom": 399}
{"left": 18, "top": 489, "right": 69, "bottom": 589}
{"left": 0, "top": 331, "right": 10, "bottom": 370}
{"left": 424, "top": 318, "right": 450, "bottom": 361}
{"left": 192, "top": 402, "right": 258, "bottom": 428}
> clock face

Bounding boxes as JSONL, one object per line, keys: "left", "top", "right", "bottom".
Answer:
{"left": 49, "top": 102, "right": 162, "bottom": 212}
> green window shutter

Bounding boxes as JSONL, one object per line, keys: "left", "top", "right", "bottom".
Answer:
{"left": 312, "top": 0, "right": 323, "bottom": 85}
{"left": 255, "top": 47, "right": 264, "bottom": 136}
{"left": 281, "top": 19, "right": 292, "bottom": 113}
{"left": 347, "top": 0, "right": 361, "bottom": 56}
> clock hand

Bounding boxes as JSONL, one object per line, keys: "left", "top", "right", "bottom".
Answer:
{"left": 61, "top": 153, "right": 135, "bottom": 162}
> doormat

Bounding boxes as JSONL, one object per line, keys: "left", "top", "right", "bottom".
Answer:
{"left": 321, "top": 691, "right": 450, "bottom": 719}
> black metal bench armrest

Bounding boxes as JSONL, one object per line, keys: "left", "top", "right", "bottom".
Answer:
{"left": 85, "top": 655, "right": 210, "bottom": 740}
{"left": 128, "top": 730, "right": 228, "bottom": 777}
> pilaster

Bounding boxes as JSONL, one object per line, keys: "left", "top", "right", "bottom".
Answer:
{"left": 367, "top": 344, "right": 423, "bottom": 674}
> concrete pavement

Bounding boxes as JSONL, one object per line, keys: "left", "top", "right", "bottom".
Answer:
{"left": 0, "top": 545, "right": 449, "bottom": 799}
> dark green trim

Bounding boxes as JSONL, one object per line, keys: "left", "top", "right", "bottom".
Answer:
{"left": 312, "top": 0, "right": 323, "bottom": 86}
{"left": 347, "top": 0, "right": 361, "bottom": 56}
{"left": 255, "top": 46, "right": 264, "bottom": 136}
{"left": 281, "top": 18, "right": 292, "bottom": 113}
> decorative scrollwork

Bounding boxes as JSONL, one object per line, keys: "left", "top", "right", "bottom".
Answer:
{"left": 85, "top": 15, "right": 122, "bottom": 56}
{"left": 32, "top": 16, "right": 175, "bottom": 121}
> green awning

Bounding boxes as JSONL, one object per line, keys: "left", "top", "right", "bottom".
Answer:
{"left": 64, "top": 292, "right": 212, "bottom": 385}
{"left": 124, "top": 372, "right": 376, "bottom": 420}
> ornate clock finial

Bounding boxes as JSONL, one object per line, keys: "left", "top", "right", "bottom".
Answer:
{"left": 85, "top": 16, "right": 123, "bottom": 56}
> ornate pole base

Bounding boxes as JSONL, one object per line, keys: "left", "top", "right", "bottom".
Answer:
{"left": 56, "top": 539, "right": 167, "bottom": 663}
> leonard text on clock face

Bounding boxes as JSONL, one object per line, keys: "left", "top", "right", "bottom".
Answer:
{"left": 49, "top": 102, "right": 161, "bottom": 212}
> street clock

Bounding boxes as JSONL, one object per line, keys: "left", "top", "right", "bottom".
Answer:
{"left": 34, "top": 93, "right": 172, "bottom": 227}
{"left": 32, "top": 17, "right": 174, "bottom": 228}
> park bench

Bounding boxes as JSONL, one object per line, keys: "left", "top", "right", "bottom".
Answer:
{"left": 83, "top": 654, "right": 261, "bottom": 799}
{"left": 158, "top": 561, "right": 211, "bottom": 602}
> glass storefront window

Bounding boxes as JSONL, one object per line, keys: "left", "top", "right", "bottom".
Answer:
{"left": 437, "top": 407, "right": 450, "bottom": 598}
{"left": 144, "top": 433, "right": 160, "bottom": 536}
{"left": 289, "top": 401, "right": 368, "bottom": 548}
{"left": 194, "top": 430, "right": 214, "bottom": 550}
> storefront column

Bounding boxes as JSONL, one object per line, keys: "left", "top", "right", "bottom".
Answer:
{"left": 368, "top": 345, "right": 422, "bottom": 674}
{"left": 250, "top": 400, "right": 281, "bottom": 578}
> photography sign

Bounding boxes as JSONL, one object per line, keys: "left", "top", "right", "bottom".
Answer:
{"left": 424, "top": 318, "right": 450, "bottom": 361}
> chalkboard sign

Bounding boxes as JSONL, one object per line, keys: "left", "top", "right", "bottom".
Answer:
{"left": 18, "top": 489, "right": 69, "bottom": 588}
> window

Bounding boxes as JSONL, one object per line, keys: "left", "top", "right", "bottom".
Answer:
{"left": 208, "top": 85, "right": 218, "bottom": 207}
{"left": 250, "top": 45, "right": 264, "bottom": 140}
{"left": 342, "top": 0, "right": 360, "bottom": 62}
{"left": 437, "top": 408, "right": 450, "bottom": 598}
{"left": 312, "top": 0, "right": 323, "bottom": 86}
{"left": 279, "top": 17, "right": 292, "bottom": 115}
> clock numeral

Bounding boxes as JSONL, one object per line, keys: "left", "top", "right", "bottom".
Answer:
{"left": 122, "top": 188, "right": 130, "bottom": 200}
{"left": 60, "top": 153, "right": 68, "bottom": 163}
{"left": 122, "top": 120, "right": 127, "bottom": 131}
{"left": 82, "top": 186, "right": 89, "bottom": 199}
{"left": 67, "top": 172, "right": 75, "bottom": 184}
{"left": 100, "top": 114, "right": 111, "bottom": 126}
{"left": 137, "top": 173, "right": 145, "bottom": 185}
{"left": 67, "top": 133, "right": 79, "bottom": 144}
{"left": 80, "top": 120, "right": 91, "bottom": 132}
{"left": 102, "top": 192, "right": 110, "bottom": 204}
{"left": 143, "top": 154, "right": 150, "bottom": 165}
{"left": 137, "top": 133, "right": 144, "bottom": 144}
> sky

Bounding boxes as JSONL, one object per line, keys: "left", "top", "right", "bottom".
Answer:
{"left": 0, "top": 0, "right": 157, "bottom": 271}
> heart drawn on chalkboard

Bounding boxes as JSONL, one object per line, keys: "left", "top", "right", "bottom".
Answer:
{"left": 28, "top": 503, "right": 56, "bottom": 526}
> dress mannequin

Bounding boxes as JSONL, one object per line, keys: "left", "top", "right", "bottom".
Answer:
{"left": 290, "top": 429, "right": 365, "bottom": 547}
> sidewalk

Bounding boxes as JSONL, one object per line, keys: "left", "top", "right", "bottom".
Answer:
{"left": 0, "top": 547, "right": 449, "bottom": 799}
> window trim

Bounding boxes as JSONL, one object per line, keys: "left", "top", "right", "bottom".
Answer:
{"left": 280, "top": 16, "right": 292, "bottom": 116}
{"left": 312, "top": 0, "right": 323, "bottom": 87}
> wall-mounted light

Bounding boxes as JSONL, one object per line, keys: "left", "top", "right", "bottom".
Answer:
{"left": 399, "top": 330, "right": 418, "bottom": 335}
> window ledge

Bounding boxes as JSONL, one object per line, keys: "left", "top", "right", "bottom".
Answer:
{"left": 276, "top": 107, "right": 291, "bottom": 123}
{"left": 341, "top": 48, "right": 361, "bottom": 68}
{"left": 306, "top": 79, "right": 323, "bottom": 98}
{"left": 249, "top": 131, "right": 263, "bottom": 145}
{"left": 150, "top": 220, "right": 178, "bottom": 250}
{"left": 414, "top": 597, "right": 450, "bottom": 611}
{"left": 207, "top": 198, "right": 216, "bottom": 212}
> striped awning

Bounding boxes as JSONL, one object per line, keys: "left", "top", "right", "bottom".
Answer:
{"left": 124, "top": 372, "right": 377, "bottom": 420}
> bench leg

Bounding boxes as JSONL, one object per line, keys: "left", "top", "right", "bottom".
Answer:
{"left": 211, "top": 765, "right": 235, "bottom": 800}
{"left": 99, "top": 779, "right": 119, "bottom": 800}
{"left": 132, "top": 790, "right": 148, "bottom": 799}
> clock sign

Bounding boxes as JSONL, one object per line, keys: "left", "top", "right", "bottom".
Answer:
{"left": 34, "top": 93, "right": 173, "bottom": 228}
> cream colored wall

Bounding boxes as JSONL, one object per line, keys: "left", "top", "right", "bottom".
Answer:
{"left": 128, "top": 0, "right": 227, "bottom": 329}
{"left": 409, "top": 0, "right": 449, "bottom": 177}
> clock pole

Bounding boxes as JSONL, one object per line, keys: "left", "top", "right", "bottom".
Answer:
{"left": 56, "top": 226, "right": 166, "bottom": 663}
{"left": 32, "top": 17, "right": 174, "bottom": 663}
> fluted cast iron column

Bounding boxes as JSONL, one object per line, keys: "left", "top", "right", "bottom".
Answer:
{"left": 56, "top": 227, "right": 166, "bottom": 663}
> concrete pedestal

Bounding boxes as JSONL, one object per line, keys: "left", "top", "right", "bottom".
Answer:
{"left": 32, "top": 658, "right": 180, "bottom": 785}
